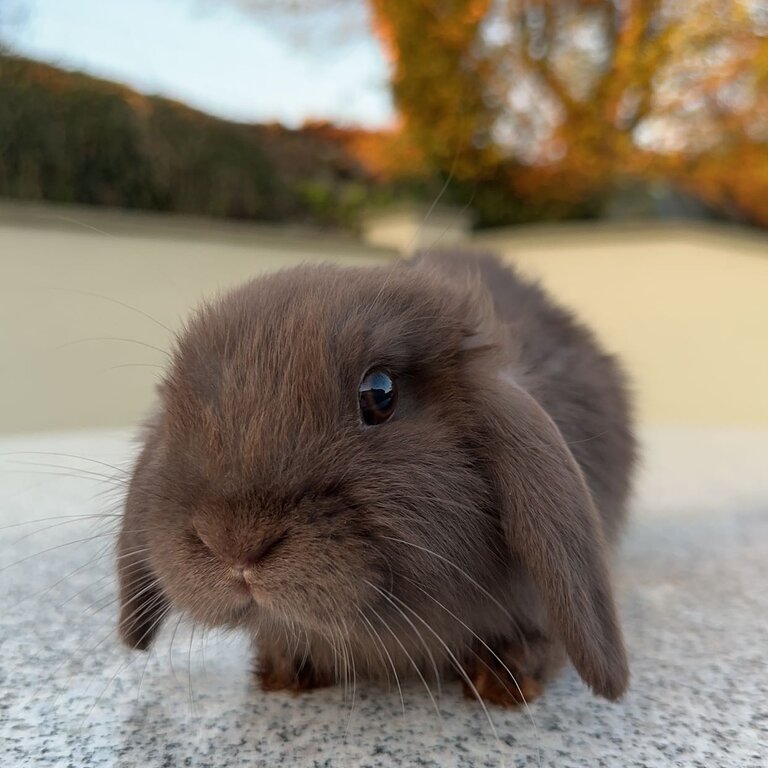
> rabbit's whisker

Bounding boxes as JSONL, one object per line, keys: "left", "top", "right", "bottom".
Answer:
{"left": 51, "top": 286, "right": 174, "bottom": 335}
{"left": 1, "top": 531, "right": 132, "bottom": 575}
{"left": 400, "top": 572, "right": 542, "bottom": 761}
{"left": 167, "top": 612, "right": 189, "bottom": 689}
{"left": 381, "top": 535, "right": 528, "bottom": 646}
{"left": 340, "top": 614, "right": 358, "bottom": 739}
{"left": 0, "top": 451, "right": 132, "bottom": 476}
{"left": 356, "top": 608, "right": 405, "bottom": 717}
{"left": 187, "top": 622, "right": 197, "bottom": 713}
{"left": 9, "top": 515, "right": 119, "bottom": 546}
{"left": 0, "top": 512, "right": 122, "bottom": 533}
{"left": 53, "top": 336, "right": 171, "bottom": 359}
{"left": 10, "top": 540, "right": 117, "bottom": 610}
{"left": 78, "top": 603, "right": 174, "bottom": 730}
{"left": 363, "top": 599, "right": 442, "bottom": 724}
{"left": 364, "top": 579, "right": 501, "bottom": 748}
{"left": 354, "top": 605, "right": 390, "bottom": 689}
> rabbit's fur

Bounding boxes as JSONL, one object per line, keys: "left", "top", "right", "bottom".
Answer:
{"left": 117, "top": 251, "right": 636, "bottom": 705}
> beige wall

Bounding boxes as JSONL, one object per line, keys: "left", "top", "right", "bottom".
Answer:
{"left": 1, "top": 203, "right": 766, "bottom": 433}
{"left": 475, "top": 223, "right": 768, "bottom": 426}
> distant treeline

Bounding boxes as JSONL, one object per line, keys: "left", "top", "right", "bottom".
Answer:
{"left": 0, "top": 54, "right": 399, "bottom": 228}
{"left": 0, "top": 53, "right": 691, "bottom": 230}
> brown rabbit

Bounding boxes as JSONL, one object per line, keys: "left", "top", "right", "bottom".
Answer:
{"left": 117, "top": 251, "right": 636, "bottom": 707}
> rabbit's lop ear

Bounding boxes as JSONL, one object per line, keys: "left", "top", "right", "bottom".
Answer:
{"left": 117, "top": 445, "right": 168, "bottom": 650}
{"left": 476, "top": 374, "right": 628, "bottom": 700}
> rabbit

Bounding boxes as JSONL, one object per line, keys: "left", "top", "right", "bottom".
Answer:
{"left": 116, "top": 250, "right": 636, "bottom": 707}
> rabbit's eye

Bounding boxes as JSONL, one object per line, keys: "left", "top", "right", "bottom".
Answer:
{"left": 359, "top": 368, "right": 397, "bottom": 426}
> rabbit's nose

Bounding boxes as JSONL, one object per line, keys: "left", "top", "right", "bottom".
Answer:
{"left": 233, "top": 533, "right": 287, "bottom": 573}
{"left": 192, "top": 519, "right": 287, "bottom": 571}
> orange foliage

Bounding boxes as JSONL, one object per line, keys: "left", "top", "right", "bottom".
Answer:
{"left": 338, "top": 128, "right": 428, "bottom": 181}
{"left": 294, "top": 120, "right": 427, "bottom": 180}
{"left": 369, "top": 0, "right": 768, "bottom": 225}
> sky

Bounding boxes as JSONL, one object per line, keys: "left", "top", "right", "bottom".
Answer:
{"left": 2, "top": 0, "right": 395, "bottom": 127}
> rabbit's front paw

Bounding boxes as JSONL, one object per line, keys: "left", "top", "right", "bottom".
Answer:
{"left": 255, "top": 646, "right": 334, "bottom": 694}
{"left": 461, "top": 632, "right": 564, "bottom": 707}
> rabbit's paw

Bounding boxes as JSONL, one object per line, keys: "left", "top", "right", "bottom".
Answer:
{"left": 461, "top": 632, "right": 564, "bottom": 708}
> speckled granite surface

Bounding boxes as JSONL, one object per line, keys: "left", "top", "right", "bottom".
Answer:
{"left": 1, "top": 428, "right": 766, "bottom": 768}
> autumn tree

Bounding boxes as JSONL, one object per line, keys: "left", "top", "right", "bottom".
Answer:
{"left": 367, "top": 0, "right": 768, "bottom": 222}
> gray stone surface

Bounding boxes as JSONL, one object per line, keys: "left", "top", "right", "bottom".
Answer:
{"left": 1, "top": 428, "right": 766, "bottom": 767}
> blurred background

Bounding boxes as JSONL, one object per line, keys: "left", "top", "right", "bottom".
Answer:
{"left": 1, "top": 0, "right": 767, "bottom": 433}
